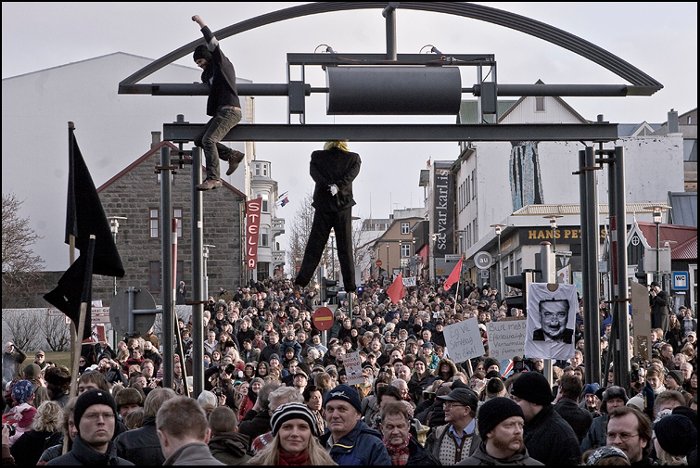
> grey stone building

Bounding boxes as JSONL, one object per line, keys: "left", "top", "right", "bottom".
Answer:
{"left": 95, "top": 137, "right": 246, "bottom": 305}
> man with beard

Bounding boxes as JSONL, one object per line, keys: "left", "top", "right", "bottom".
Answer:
{"left": 510, "top": 371, "right": 581, "bottom": 465}
{"left": 457, "top": 397, "right": 543, "bottom": 465}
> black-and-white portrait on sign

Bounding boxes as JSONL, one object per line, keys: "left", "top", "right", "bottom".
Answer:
{"left": 525, "top": 283, "right": 577, "bottom": 360}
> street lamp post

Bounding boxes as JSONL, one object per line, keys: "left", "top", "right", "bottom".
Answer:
{"left": 490, "top": 224, "right": 505, "bottom": 295}
{"left": 386, "top": 244, "right": 390, "bottom": 280}
{"left": 329, "top": 231, "right": 336, "bottom": 280}
{"left": 203, "top": 244, "right": 215, "bottom": 298}
{"left": 652, "top": 207, "right": 662, "bottom": 284}
{"left": 108, "top": 216, "right": 127, "bottom": 296}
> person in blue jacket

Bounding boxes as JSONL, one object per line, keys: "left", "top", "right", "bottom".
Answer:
{"left": 319, "top": 384, "right": 391, "bottom": 465}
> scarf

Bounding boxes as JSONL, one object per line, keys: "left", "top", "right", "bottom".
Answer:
{"left": 384, "top": 433, "right": 411, "bottom": 466}
{"left": 277, "top": 448, "right": 310, "bottom": 466}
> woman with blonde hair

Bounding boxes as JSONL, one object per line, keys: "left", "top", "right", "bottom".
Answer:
{"left": 248, "top": 402, "right": 336, "bottom": 466}
{"left": 10, "top": 400, "right": 63, "bottom": 466}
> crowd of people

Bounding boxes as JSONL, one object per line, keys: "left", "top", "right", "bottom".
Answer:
{"left": 2, "top": 277, "right": 697, "bottom": 465}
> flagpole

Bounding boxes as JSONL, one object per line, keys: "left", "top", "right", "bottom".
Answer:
{"left": 171, "top": 219, "right": 190, "bottom": 397}
{"left": 68, "top": 235, "right": 95, "bottom": 399}
{"left": 67, "top": 122, "right": 78, "bottom": 377}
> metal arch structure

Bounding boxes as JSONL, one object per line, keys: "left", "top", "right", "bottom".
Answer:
{"left": 119, "top": 1, "right": 662, "bottom": 96}
{"left": 133, "top": 2, "right": 647, "bottom": 395}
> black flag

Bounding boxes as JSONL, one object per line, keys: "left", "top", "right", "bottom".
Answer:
{"left": 45, "top": 125, "right": 124, "bottom": 339}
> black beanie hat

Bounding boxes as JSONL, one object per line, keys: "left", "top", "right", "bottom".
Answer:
{"left": 510, "top": 372, "right": 554, "bottom": 406}
{"left": 271, "top": 402, "right": 319, "bottom": 436}
{"left": 74, "top": 389, "right": 117, "bottom": 428}
{"left": 193, "top": 45, "right": 212, "bottom": 63}
{"left": 654, "top": 414, "right": 697, "bottom": 457}
{"left": 477, "top": 397, "right": 524, "bottom": 437}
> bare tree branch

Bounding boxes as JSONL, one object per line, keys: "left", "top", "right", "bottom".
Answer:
{"left": 2, "top": 310, "right": 42, "bottom": 351}
{"left": 2, "top": 193, "right": 44, "bottom": 306}
{"left": 42, "top": 313, "right": 71, "bottom": 351}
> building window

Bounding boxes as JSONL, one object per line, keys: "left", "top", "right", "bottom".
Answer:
{"left": 260, "top": 229, "right": 269, "bottom": 247}
{"left": 149, "top": 208, "right": 159, "bottom": 238}
{"left": 471, "top": 169, "right": 477, "bottom": 200}
{"left": 401, "top": 243, "right": 411, "bottom": 258}
{"left": 173, "top": 208, "right": 183, "bottom": 237}
{"left": 401, "top": 222, "right": 410, "bottom": 235}
{"left": 260, "top": 193, "right": 269, "bottom": 212}
{"left": 535, "top": 96, "right": 545, "bottom": 112}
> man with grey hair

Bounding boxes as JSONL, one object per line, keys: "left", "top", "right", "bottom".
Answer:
{"left": 249, "top": 385, "right": 304, "bottom": 454}
{"left": 115, "top": 387, "right": 178, "bottom": 465}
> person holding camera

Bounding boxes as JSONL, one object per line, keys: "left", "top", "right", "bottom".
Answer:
{"left": 2, "top": 342, "right": 26, "bottom": 389}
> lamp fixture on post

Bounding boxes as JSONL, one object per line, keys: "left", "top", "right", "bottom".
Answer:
{"left": 644, "top": 205, "right": 668, "bottom": 285}
{"left": 490, "top": 224, "right": 505, "bottom": 295}
{"left": 203, "top": 244, "right": 215, "bottom": 299}
{"left": 544, "top": 215, "right": 564, "bottom": 254}
{"left": 107, "top": 216, "right": 127, "bottom": 296}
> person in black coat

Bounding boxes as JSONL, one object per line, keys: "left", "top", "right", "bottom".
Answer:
{"left": 113, "top": 387, "right": 178, "bottom": 466}
{"left": 294, "top": 140, "right": 361, "bottom": 293}
{"left": 649, "top": 281, "right": 670, "bottom": 332}
{"left": 190, "top": 15, "right": 245, "bottom": 191}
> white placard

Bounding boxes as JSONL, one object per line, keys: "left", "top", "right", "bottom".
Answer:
{"left": 443, "top": 318, "right": 485, "bottom": 363}
{"left": 487, "top": 320, "right": 527, "bottom": 361}
{"left": 402, "top": 276, "right": 417, "bottom": 287}
{"left": 341, "top": 351, "right": 364, "bottom": 385}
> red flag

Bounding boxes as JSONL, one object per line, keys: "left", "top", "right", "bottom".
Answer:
{"left": 386, "top": 273, "right": 406, "bottom": 304}
{"left": 443, "top": 257, "right": 463, "bottom": 291}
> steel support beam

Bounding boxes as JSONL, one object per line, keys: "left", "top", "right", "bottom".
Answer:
{"left": 163, "top": 123, "right": 618, "bottom": 143}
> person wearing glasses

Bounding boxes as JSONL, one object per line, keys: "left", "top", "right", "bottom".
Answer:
{"left": 46, "top": 390, "right": 132, "bottom": 466}
{"left": 605, "top": 405, "right": 653, "bottom": 465}
{"left": 424, "top": 386, "right": 482, "bottom": 465}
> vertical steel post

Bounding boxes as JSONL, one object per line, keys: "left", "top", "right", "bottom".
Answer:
{"left": 160, "top": 146, "right": 173, "bottom": 389}
{"left": 584, "top": 146, "right": 601, "bottom": 385}
{"left": 191, "top": 147, "right": 204, "bottom": 396}
{"left": 613, "top": 147, "right": 631, "bottom": 391}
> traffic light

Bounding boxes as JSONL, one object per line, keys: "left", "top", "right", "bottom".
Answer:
{"left": 504, "top": 270, "right": 536, "bottom": 315}
{"left": 323, "top": 277, "right": 338, "bottom": 304}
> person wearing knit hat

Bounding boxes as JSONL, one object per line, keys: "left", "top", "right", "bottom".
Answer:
{"left": 47, "top": 389, "right": 131, "bottom": 465}
{"left": 270, "top": 402, "right": 319, "bottom": 436}
{"left": 460, "top": 397, "right": 541, "bottom": 465}
{"left": 320, "top": 384, "right": 391, "bottom": 465}
{"left": 583, "top": 445, "right": 629, "bottom": 465}
{"left": 3, "top": 380, "right": 37, "bottom": 444}
{"left": 510, "top": 371, "right": 555, "bottom": 406}
{"left": 510, "top": 372, "right": 582, "bottom": 466}
{"left": 581, "top": 385, "right": 630, "bottom": 452}
{"left": 484, "top": 376, "right": 507, "bottom": 400}
{"left": 189, "top": 14, "right": 245, "bottom": 192}
{"left": 114, "top": 387, "right": 143, "bottom": 418}
{"left": 653, "top": 414, "right": 698, "bottom": 463}
{"left": 248, "top": 402, "right": 336, "bottom": 465}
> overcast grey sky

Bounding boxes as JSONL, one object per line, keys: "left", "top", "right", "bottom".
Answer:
{"left": 2, "top": 2, "right": 697, "bottom": 263}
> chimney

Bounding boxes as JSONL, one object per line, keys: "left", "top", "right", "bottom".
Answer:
{"left": 667, "top": 109, "right": 679, "bottom": 133}
{"left": 151, "top": 131, "right": 161, "bottom": 148}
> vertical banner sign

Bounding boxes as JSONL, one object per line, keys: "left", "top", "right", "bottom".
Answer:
{"left": 245, "top": 197, "right": 262, "bottom": 270}
{"left": 433, "top": 162, "right": 454, "bottom": 256}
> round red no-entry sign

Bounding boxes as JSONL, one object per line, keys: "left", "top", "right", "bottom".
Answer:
{"left": 312, "top": 307, "right": 334, "bottom": 331}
